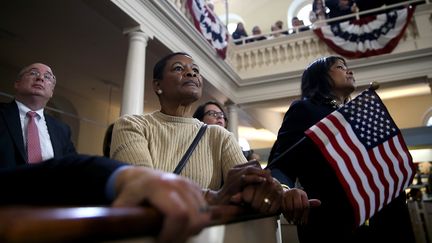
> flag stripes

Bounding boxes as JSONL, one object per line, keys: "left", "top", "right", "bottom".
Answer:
{"left": 305, "top": 90, "right": 415, "bottom": 226}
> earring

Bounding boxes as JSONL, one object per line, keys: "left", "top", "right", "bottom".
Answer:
{"left": 157, "top": 89, "right": 163, "bottom": 95}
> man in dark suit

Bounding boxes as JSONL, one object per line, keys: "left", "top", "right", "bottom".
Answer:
{"left": 0, "top": 63, "right": 76, "bottom": 168}
{"left": 0, "top": 154, "right": 211, "bottom": 243}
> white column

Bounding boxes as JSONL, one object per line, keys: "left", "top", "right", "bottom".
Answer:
{"left": 227, "top": 104, "right": 239, "bottom": 141}
{"left": 121, "top": 31, "right": 149, "bottom": 116}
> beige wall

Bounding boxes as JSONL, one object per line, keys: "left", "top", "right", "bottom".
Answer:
{"left": 53, "top": 86, "right": 121, "bottom": 155}
{"left": 214, "top": 0, "right": 292, "bottom": 34}
{"left": 384, "top": 94, "right": 432, "bottom": 129}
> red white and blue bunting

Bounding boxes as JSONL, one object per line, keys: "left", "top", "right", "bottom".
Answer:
{"left": 314, "top": 6, "right": 415, "bottom": 58}
{"left": 186, "top": 0, "right": 229, "bottom": 59}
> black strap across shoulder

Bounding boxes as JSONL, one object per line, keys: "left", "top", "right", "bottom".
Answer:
{"left": 173, "top": 124, "right": 207, "bottom": 175}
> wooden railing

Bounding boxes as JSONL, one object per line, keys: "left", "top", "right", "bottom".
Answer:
{"left": 0, "top": 205, "right": 278, "bottom": 242}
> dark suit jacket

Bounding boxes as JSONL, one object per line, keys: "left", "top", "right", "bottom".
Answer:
{"left": 269, "top": 98, "right": 414, "bottom": 243}
{"left": 0, "top": 154, "right": 125, "bottom": 205}
{"left": 0, "top": 101, "right": 77, "bottom": 168}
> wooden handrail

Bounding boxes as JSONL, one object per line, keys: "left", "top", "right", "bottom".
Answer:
{"left": 0, "top": 205, "right": 278, "bottom": 242}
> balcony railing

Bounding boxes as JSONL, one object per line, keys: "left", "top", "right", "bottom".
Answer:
{"left": 170, "top": 0, "right": 432, "bottom": 82}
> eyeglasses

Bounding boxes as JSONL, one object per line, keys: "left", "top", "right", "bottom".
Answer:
{"left": 25, "top": 69, "right": 56, "bottom": 83}
{"left": 204, "top": 110, "right": 225, "bottom": 119}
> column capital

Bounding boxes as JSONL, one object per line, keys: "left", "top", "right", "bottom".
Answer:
{"left": 123, "top": 27, "right": 151, "bottom": 42}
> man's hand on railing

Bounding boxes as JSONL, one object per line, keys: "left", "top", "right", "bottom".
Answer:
{"left": 112, "top": 166, "right": 211, "bottom": 243}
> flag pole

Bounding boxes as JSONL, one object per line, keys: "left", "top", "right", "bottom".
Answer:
{"left": 266, "top": 82, "right": 380, "bottom": 171}
{"left": 265, "top": 136, "right": 306, "bottom": 170}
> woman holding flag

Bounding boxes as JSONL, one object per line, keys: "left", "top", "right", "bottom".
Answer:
{"left": 268, "top": 56, "right": 415, "bottom": 243}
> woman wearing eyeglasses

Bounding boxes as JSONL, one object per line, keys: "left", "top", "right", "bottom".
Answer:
{"left": 111, "top": 52, "right": 318, "bottom": 222}
{"left": 193, "top": 100, "right": 227, "bottom": 128}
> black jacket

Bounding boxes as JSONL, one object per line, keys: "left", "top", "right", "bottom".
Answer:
{"left": 0, "top": 101, "right": 77, "bottom": 168}
{"left": 0, "top": 154, "right": 125, "bottom": 205}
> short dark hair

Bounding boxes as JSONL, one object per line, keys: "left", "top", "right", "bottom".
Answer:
{"left": 301, "top": 56, "right": 346, "bottom": 102}
{"left": 193, "top": 100, "right": 228, "bottom": 123}
{"left": 153, "top": 52, "right": 191, "bottom": 80}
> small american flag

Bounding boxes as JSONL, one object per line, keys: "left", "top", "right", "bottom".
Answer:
{"left": 305, "top": 89, "right": 415, "bottom": 227}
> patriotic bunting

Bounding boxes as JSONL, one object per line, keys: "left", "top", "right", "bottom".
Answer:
{"left": 314, "top": 6, "right": 415, "bottom": 58}
{"left": 185, "top": 0, "right": 229, "bottom": 59}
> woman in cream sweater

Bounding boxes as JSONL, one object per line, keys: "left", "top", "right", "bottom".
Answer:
{"left": 111, "top": 52, "right": 319, "bottom": 218}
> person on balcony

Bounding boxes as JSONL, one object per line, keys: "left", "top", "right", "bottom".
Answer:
{"left": 268, "top": 24, "right": 286, "bottom": 39}
{"left": 291, "top": 17, "right": 310, "bottom": 33}
{"left": 246, "top": 26, "right": 267, "bottom": 43}
{"left": 326, "top": 0, "right": 359, "bottom": 22}
{"left": 275, "top": 20, "right": 290, "bottom": 35}
{"left": 232, "top": 22, "right": 248, "bottom": 45}
{"left": 309, "top": 0, "right": 329, "bottom": 27}
{"left": 111, "top": 52, "right": 320, "bottom": 222}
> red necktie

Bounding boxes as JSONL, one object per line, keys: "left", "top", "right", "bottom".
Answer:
{"left": 27, "top": 111, "right": 42, "bottom": 163}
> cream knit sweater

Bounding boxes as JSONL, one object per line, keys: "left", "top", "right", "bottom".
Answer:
{"left": 111, "top": 111, "right": 247, "bottom": 189}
